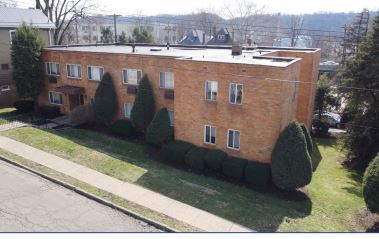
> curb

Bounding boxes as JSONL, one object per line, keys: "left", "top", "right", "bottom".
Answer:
{"left": 0, "top": 156, "right": 179, "bottom": 233}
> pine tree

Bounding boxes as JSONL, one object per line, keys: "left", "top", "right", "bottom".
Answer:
{"left": 339, "top": 15, "right": 379, "bottom": 170}
{"left": 146, "top": 108, "right": 173, "bottom": 145}
{"left": 100, "top": 26, "right": 114, "bottom": 43}
{"left": 118, "top": 31, "right": 127, "bottom": 44}
{"left": 130, "top": 74, "right": 155, "bottom": 133}
{"left": 11, "top": 23, "right": 45, "bottom": 100}
{"left": 93, "top": 72, "right": 118, "bottom": 125}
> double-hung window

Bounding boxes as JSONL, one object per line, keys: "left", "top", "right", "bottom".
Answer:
{"left": 205, "top": 81, "right": 218, "bottom": 101}
{"left": 123, "top": 69, "right": 142, "bottom": 85}
{"left": 230, "top": 83, "right": 243, "bottom": 104}
{"left": 67, "top": 64, "right": 82, "bottom": 79}
{"left": 228, "top": 129, "right": 240, "bottom": 150}
{"left": 159, "top": 72, "right": 174, "bottom": 89}
{"left": 46, "top": 62, "right": 60, "bottom": 76}
{"left": 124, "top": 103, "right": 133, "bottom": 118}
{"left": 168, "top": 110, "right": 174, "bottom": 126}
{"left": 87, "top": 65, "right": 104, "bottom": 81}
{"left": 9, "top": 30, "right": 16, "bottom": 44}
{"left": 48, "top": 91, "right": 63, "bottom": 105}
{"left": 204, "top": 125, "right": 216, "bottom": 145}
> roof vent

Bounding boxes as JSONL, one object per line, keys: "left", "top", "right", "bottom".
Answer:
{"left": 150, "top": 47, "right": 162, "bottom": 52}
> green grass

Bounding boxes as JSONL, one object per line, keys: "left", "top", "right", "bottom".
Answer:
{"left": 0, "top": 126, "right": 366, "bottom": 232}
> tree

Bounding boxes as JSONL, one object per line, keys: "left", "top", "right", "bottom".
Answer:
{"left": 271, "top": 121, "right": 313, "bottom": 190}
{"left": 130, "top": 74, "right": 155, "bottom": 133}
{"left": 338, "top": 15, "right": 379, "bottom": 170}
{"left": 93, "top": 72, "right": 118, "bottom": 125}
{"left": 146, "top": 108, "right": 173, "bottom": 145}
{"left": 363, "top": 154, "right": 379, "bottom": 213}
{"left": 35, "top": 0, "right": 94, "bottom": 45}
{"left": 100, "top": 26, "right": 114, "bottom": 43}
{"left": 289, "top": 15, "right": 304, "bottom": 47}
{"left": 129, "top": 27, "right": 154, "bottom": 43}
{"left": 11, "top": 24, "right": 45, "bottom": 101}
{"left": 300, "top": 123, "right": 313, "bottom": 155}
{"left": 118, "top": 31, "right": 127, "bottom": 44}
{"left": 314, "top": 74, "right": 339, "bottom": 120}
{"left": 0, "top": 0, "right": 17, "bottom": 7}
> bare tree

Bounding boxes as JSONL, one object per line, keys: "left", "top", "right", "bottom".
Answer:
{"left": 35, "top": 0, "right": 95, "bottom": 45}
{"left": 221, "top": 0, "right": 265, "bottom": 43}
{"left": 289, "top": 15, "right": 304, "bottom": 47}
{"left": 0, "top": 0, "right": 17, "bottom": 7}
{"left": 191, "top": 7, "right": 222, "bottom": 36}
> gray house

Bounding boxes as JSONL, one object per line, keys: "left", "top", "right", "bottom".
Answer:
{"left": 179, "top": 30, "right": 211, "bottom": 45}
{"left": 0, "top": 7, "right": 54, "bottom": 107}
{"left": 207, "top": 28, "right": 233, "bottom": 45}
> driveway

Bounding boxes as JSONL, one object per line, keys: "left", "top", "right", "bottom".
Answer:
{"left": 0, "top": 160, "right": 161, "bottom": 232}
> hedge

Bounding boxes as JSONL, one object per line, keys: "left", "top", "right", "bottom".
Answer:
{"left": 109, "top": 120, "right": 135, "bottom": 138}
{"left": 146, "top": 108, "right": 173, "bottom": 146}
{"left": 38, "top": 105, "right": 60, "bottom": 118}
{"left": 161, "top": 140, "right": 195, "bottom": 166}
{"left": 244, "top": 161, "right": 271, "bottom": 189}
{"left": 363, "top": 153, "right": 379, "bottom": 213}
{"left": 271, "top": 121, "right": 313, "bottom": 190}
{"left": 204, "top": 149, "right": 227, "bottom": 172}
{"left": 14, "top": 100, "right": 34, "bottom": 112}
{"left": 222, "top": 156, "right": 248, "bottom": 181}
{"left": 185, "top": 147, "right": 209, "bottom": 172}
{"left": 300, "top": 123, "right": 313, "bottom": 154}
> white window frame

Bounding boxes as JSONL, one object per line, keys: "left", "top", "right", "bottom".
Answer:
{"left": 46, "top": 62, "right": 60, "bottom": 76}
{"left": 229, "top": 83, "right": 243, "bottom": 105}
{"left": 159, "top": 72, "right": 174, "bottom": 89}
{"left": 205, "top": 80, "right": 218, "bottom": 101}
{"left": 218, "top": 34, "right": 225, "bottom": 41}
{"left": 66, "top": 64, "right": 82, "bottom": 79}
{"left": 0, "top": 85, "right": 10, "bottom": 92}
{"left": 87, "top": 65, "right": 104, "bottom": 81}
{"left": 227, "top": 129, "right": 241, "bottom": 151}
{"left": 124, "top": 102, "right": 133, "bottom": 118}
{"left": 48, "top": 91, "right": 63, "bottom": 105}
{"left": 9, "top": 30, "right": 16, "bottom": 44}
{"left": 204, "top": 125, "right": 216, "bottom": 145}
{"left": 122, "top": 69, "right": 142, "bottom": 85}
{"left": 168, "top": 110, "right": 174, "bottom": 126}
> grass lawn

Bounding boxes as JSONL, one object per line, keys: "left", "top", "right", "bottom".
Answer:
{"left": 0, "top": 126, "right": 366, "bottom": 232}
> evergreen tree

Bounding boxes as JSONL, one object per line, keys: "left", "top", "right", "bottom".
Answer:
{"left": 100, "top": 26, "right": 114, "bottom": 43}
{"left": 11, "top": 23, "right": 45, "bottom": 100}
{"left": 118, "top": 31, "right": 127, "bottom": 44}
{"left": 363, "top": 153, "right": 379, "bottom": 213}
{"left": 93, "top": 72, "right": 118, "bottom": 125}
{"left": 314, "top": 74, "right": 339, "bottom": 120}
{"left": 146, "top": 108, "right": 173, "bottom": 145}
{"left": 339, "top": 15, "right": 379, "bottom": 170}
{"left": 130, "top": 74, "right": 155, "bottom": 133}
{"left": 129, "top": 27, "right": 154, "bottom": 43}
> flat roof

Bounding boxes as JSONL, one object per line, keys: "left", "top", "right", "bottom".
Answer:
{"left": 44, "top": 44, "right": 316, "bottom": 67}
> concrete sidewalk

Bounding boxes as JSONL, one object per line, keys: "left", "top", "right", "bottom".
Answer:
{"left": 0, "top": 135, "right": 251, "bottom": 232}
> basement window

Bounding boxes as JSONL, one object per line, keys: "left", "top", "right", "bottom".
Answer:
{"left": 48, "top": 91, "right": 63, "bottom": 105}
{"left": 228, "top": 129, "right": 240, "bottom": 150}
{"left": 204, "top": 125, "right": 216, "bottom": 145}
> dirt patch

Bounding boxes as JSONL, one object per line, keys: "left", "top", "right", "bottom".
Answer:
{"left": 179, "top": 179, "right": 220, "bottom": 196}
{"left": 355, "top": 208, "right": 379, "bottom": 232}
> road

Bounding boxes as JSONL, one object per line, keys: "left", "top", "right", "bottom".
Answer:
{"left": 0, "top": 160, "right": 161, "bottom": 232}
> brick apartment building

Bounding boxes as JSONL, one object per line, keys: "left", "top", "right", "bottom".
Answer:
{"left": 39, "top": 44, "right": 320, "bottom": 163}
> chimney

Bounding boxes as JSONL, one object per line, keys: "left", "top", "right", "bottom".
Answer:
{"left": 213, "top": 26, "right": 217, "bottom": 43}
{"left": 232, "top": 43, "right": 242, "bottom": 56}
{"left": 167, "top": 42, "right": 170, "bottom": 50}
{"left": 232, "top": 30, "right": 235, "bottom": 43}
{"left": 202, "top": 33, "right": 206, "bottom": 45}
{"left": 132, "top": 44, "right": 135, "bottom": 53}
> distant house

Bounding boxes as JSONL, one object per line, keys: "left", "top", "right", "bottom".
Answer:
{"left": 207, "top": 28, "right": 233, "bottom": 45}
{"left": 0, "top": 7, "right": 55, "bottom": 107}
{"left": 179, "top": 30, "right": 211, "bottom": 45}
{"left": 273, "top": 35, "right": 313, "bottom": 48}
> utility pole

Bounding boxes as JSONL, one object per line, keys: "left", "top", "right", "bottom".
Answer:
{"left": 164, "top": 22, "right": 172, "bottom": 44}
{"left": 113, "top": 14, "right": 121, "bottom": 43}
{"left": 75, "top": 19, "right": 79, "bottom": 44}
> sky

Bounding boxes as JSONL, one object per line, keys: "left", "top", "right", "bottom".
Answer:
{"left": 18, "top": 0, "right": 379, "bottom": 16}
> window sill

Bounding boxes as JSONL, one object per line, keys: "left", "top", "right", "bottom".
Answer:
{"left": 227, "top": 147, "right": 240, "bottom": 151}
{"left": 88, "top": 79, "right": 101, "bottom": 82}
{"left": 47, "top": 74, "right": 61, "bottom": 77}
{"left": 68, "top": 77, "right": 82, "bottom": 80}
{"left": 204, "top": 99, "right": 217, "bottom": 103}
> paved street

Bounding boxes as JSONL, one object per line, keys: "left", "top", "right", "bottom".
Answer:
{"left": 0, "top": 160, "right": 161, "bottom": 232}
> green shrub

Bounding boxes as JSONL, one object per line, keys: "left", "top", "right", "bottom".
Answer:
{"left": 109, "top": 120, "right": 135, "bottom": 138}
{"left": 271, "top": 121, "right": 313, "bottom": 190}
{"left": 300, "top": 123, "right": 313, "bottom": 154}
{"left": 204, "top": 149, "right": 227, "bottom": 172}
{"left": 14, "top": 100, "right": 35, "bottom": 112}
{"left": 312, "top": 118, "right": 329, "bottom": 135}
{"left": 161, "top": 140, "right": 195, "bottom": 165}
{"left": 244, "top": 161, "right": 271, "bottom": 189}
{"left": 146, "top": 108, "right": 173, "bottom": 146}
{"left": 185, "top": 147, "right": 208, "bottom": 172}
{"left": 130, "top": 74, "right": 155, "bottom": 133}
{"left": 38, "top": 105, "right": 60, "bottom": 118}
{"left": 93, "top": 72, "right": 118, "bottom": 125}
{"left": 363, "top": 153, "right": 379, "bottom": 213}
{"left": 222, "top": 156, "right": 248, "bottom": 181}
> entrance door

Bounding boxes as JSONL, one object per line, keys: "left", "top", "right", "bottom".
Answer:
{"left": 69, "top": 94, "right": 84, "bottom": 111}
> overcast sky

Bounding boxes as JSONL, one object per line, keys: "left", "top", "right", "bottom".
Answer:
{"left": 19, "top": 0, "right": 379, "bottom": 16}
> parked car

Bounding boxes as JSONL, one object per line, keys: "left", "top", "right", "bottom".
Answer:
{"left": 313, "top": 112, "right": 341, "bottom": 128}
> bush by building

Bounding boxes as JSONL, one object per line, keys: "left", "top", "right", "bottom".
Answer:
{"left": 300, "top": 123, "right": 313, "bottom": 154}
{"left": 185, "top": 147, "right": 208, "bottom": 172}
{"left": 271, "top": 121, "right": 313, "bottom": 190}
{"left": 14, "top": 100, "right": 35, "bottom": 113}
{"left": 69, "top": 104, "right": 95, "bottom": 126}
{"left": 244, "top": 161, "right": 271, "bottom": 189}
{"left": 161, "top": 140, "right": 195, "bottom": 166}
{"left": 363, "top": 153, "right": 379, "bottom": 213}
{"left": 204, "top": 149, "right": 227, "bottom": 173}
{"left": 109, "top": 120, "right": 135, "bottom": 138}
{"left": 146, "top": 108, "right": 173, "bottom": 146}
{"left": 222, "top": 156, "right": 248, "bottom": 181}
{"left": 38, "top": 105, "right": 61, "bottom": 118}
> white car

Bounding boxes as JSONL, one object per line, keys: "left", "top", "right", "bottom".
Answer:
{"left": 313, "top": 112, "right": 341, "bottom": 128}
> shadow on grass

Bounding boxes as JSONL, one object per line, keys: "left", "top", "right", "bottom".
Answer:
{"left": 27, "top": 127, "right": 314, "bottom": 232}
{"left": 311, "top": 139, "right": 323, "bottom": 172}
{"left": 342, "top": 168, "right": 363, "bottom": 198}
